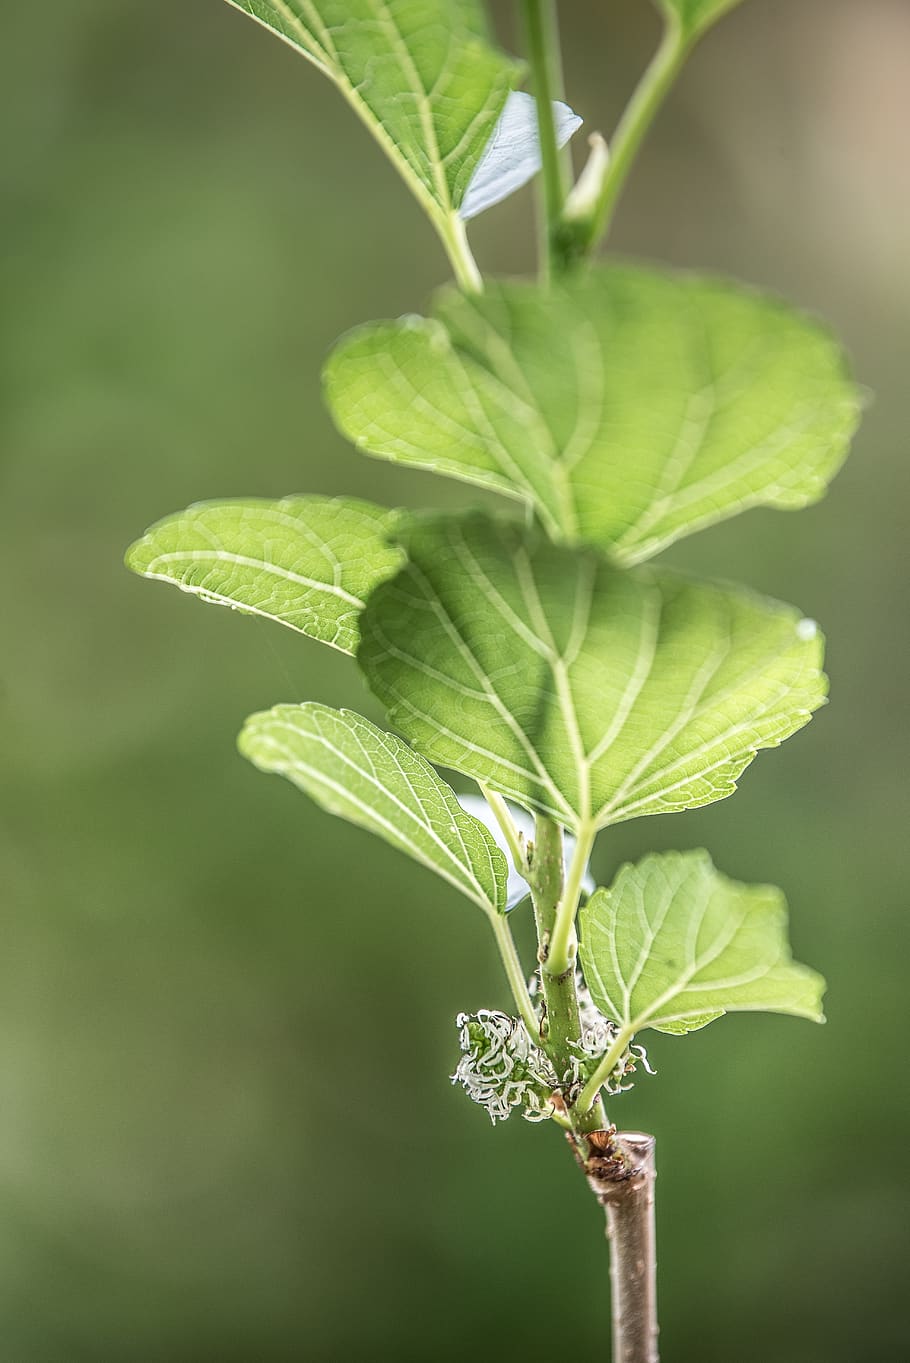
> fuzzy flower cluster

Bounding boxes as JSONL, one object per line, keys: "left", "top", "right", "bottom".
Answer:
{"left": 452, "top": 976, "right": 655, "bottom": 1125}
{"left": 451, "top": 1010, "right": 558, "bottom": 1124}
{"left": 571, "top": 975, "right": 655, "bottom": 1097}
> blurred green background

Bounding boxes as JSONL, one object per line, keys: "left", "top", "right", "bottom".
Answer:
{"left": 2, "top": 1, "right": 907, "bottom": 1359}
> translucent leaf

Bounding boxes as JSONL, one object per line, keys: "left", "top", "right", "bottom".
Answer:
{"left": 579, "top": 850, "right": 825, "bottom": 1035}
{"left": 460, "top": 92, "right": 582, "bottom": 220}
{"left": 455, "top": 793, "right": 594, "bottom": 910}
{"left": 126, "top": 496, "right": 403, "bottom": 655}
{"left": 239, "top": 702, "right": 509, "bottom": 915}
{"left": 325, "top": 264, "right": 861, "bottom": 564}
{"left": 358, "top": 513, "right": 826, "bottom": 834}
{"left": 656, "top": 0, "right": 746, "bottom": 39}
{"left": 224, "top": 0, "right": 521, "bottom": 229}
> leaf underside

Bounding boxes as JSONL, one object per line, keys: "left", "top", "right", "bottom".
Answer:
{"left": 126, "top": 496, "right": 404, "bottom": 655}
{"left": 580, "top": 849, "right": 826, "bottom": 1035}
{"left": 239, "top": 702, "right": 509, "bottom": 914}
{"left": 224, "top": 0, "right": 521, "bottom": 227}
{"left": 357, "top": 513, "right": 827, "bottom": 834}
{"left": 459, "top": 90, "right": 582, "bottom": 220}
{"left": 325, "top": 264, "right": 861, "bottom": 564}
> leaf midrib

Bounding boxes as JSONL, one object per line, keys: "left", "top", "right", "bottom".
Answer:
{"left": 143, "top": 548, "right": 364, "bottom": 609}
{"left": 591, "top": 880, "right": 771, "bottom": 1031}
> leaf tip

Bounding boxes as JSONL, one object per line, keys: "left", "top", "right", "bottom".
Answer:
{"left": 236, "top": 706, "right": 273, "bottom": 763}
{"left": 123, "top": 533, "right": 150, "bottom": 576}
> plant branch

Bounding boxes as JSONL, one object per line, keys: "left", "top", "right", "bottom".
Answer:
{"left": 489, "top": 911, "right": 540, "bottom": 1041}
{"left": 519, "top": 0, "right": 571, "bottom": 279}
{"left": 573, "top": 15, "right": 689, "bottom": 256}
{"left": 574, "top": 1131, "right": 659, "bottom": 1363}
{"left": 529, "top": 815, "right": 576, "bottom": 1068}
{"left": 529, "top": 815, "right": 606, "bottom": 1135}
{"left": 439, "top": 212, "right": 484, "bottom": 293}
{"left": 545, "top": 822, "right": 595, "bottom": 977}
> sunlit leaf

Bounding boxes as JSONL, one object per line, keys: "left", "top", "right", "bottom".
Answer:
{"left": 224, "top": 0, "right": 521, "bottom": 230}
{"left": 325, "top": 264, "right": 860, "bottom": 563}
{"left": 126, "top": 496, "right": 403, "bottom": 655}
{"left": 579, "top": 850, "right": 825, "bottom": 1036}
{"left": 239, "top": 702, "right": 509, "bottom": 914}
{"left": 358, "top": 513, "right": 826, "bottom": 833}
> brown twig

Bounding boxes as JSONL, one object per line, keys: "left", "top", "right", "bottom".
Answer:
{"left": 569, "top": 1129, "right": 659, "bottom": 1363}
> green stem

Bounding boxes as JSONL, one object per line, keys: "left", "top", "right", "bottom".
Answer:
{"left": 489, "top": 911, "right": 540, "bottom": 1041}
{"left": 519, "top": 0, "right": 571, "bottom": 279}
{"left": 577, "top": 15, "right": 689, "bottom": 255}
{"left": 545, "top": 822, "right": 595, "bottom": 977}
{"left": 439, "top": 212, "right": 483, "bottom": 293}
{"left": 530, "top": 815, "right": 606, "bottom": 1136}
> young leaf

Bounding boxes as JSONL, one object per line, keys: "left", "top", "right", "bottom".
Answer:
{"left": 358, "top": 514, "right": 826, "bottom": 833}
{"left": 324, "top": 264, "right": 860, "bottom": 564}
{"left": 126, "top": 496, "right": 403, "bottom": 655}
{"left": 459, "top": 91, "right": 582, "bottom": 221}
{"left": 579, "top": 850, "right": 825, "bottom": 1036}
{"left": 224, "top": 1, "right": 521, "bottom": 230}
{"left": 656, "top": 0, "right": 746, "bottom": 41}
{"left": 238, "top": 702, "right": 509, "bottom": 915}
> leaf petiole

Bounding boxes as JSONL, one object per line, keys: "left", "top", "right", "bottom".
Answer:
{"left": 489, "top": 911, "right": 540, "bottom": 1041}
{"left": 575, "top": 1025, "right": 636, "bottom": 1117}
{"left": 545, "top": 823, "right": 596, "bottom": 978}
{"left": 439, "top": 212, "right": 483, "bottom": 294}
{"left": 479, "top": 783, "right": 528, "bottom": 876}
{"left": 574, "top": 14, "right": 689, "bottom": 254}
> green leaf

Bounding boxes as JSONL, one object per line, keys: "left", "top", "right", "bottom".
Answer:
{"left": 324, "top": 264, "right": 860, "bottom": 564}
{"left": 126, "top": 496, "right": 404, "bottom": 655}
{"left": 459, "top": 92, "right": 582, "bottom": 220}
{"left": 224, "top": 1, "right": 521, "bottom": 228}
{"left": 358, "top": 513, "right": 826, "bottom": 833}
{"left": 579, "top": 850, "right": 825, "bottom": 1036}
{"left": 656, "top": 0, "right": 746, "bottom": 39}
{"left": 238, "top": 702, "right": 509, "bottom": 914}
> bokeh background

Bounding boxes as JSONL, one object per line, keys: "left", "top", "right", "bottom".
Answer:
{"left": 2, "top": 1, "right": 908, "bottom": 1359}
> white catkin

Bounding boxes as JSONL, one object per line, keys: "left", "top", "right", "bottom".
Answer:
{"left": 452, "top": 983, "right": 655, "bottom": 1124}
{"left": 451, "top": 1010, "right": 558, "bottom": 1124}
